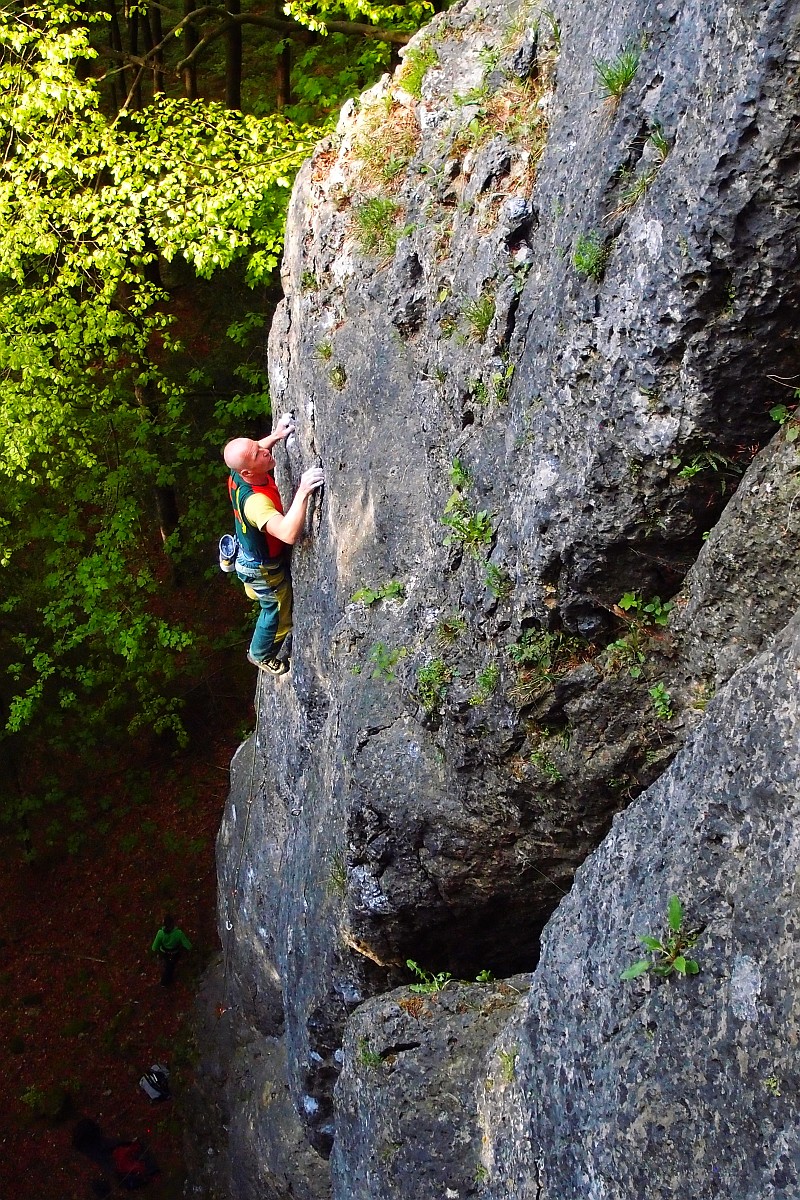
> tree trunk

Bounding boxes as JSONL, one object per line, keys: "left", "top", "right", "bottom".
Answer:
{"left": 182, "top": 0, "right": 199, "bottom": 99}
{"left": 128, "top": 10, "right": 143, "bottom": 108}
{"left": 225, "top": 0, "right": 243, "bottom": 110}
{"left": 133, "top": 379, "right": 181, "bottom": 573}
{"left": 154, "top": 485, "right": 181, "bottom": 548}
{"left": 148, "top": 3, "right": 165, "bottom": 95}
{"left": 274, "top": 0, "right": 292, "bottom": 108}
{"left": 107, "top": 0, "right": 127, "bottom": 111}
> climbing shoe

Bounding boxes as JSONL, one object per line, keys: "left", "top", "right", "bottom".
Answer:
{"left": 247, "top": 652, "right": 289, "bottom": 676}
{"left": 274, "top": 632, "right": 293, "bottom": 665}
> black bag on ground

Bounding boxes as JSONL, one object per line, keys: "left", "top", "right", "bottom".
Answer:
{"left": 138, "top": 1063, "right": 170, "bottom": 1102}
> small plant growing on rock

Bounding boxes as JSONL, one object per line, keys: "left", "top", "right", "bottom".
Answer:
{"left": 357, "top": 1039, "right": 384, "bottom": 1068}
{"left": 573, "top": 230, "right": 609, "bottom": 281}
{"left": 676, "top": 450, "right": 741, "bottom": 494}
{"left": 649, "top": 681, "right": 674, "bottom": 721}
{"left": 617, "top": 592, "right": 674, "bottom": 626}
{"left": 352, "top": 196, "right": 403, "bottom": 257}
{"left": 485, "top": 563, "right": 513, "bottom": 599}
{"left": 20, "top": 1082, "right": 72, "bottom": 1121}
{"left": 329, "top": 363, "right": 347, "bottom": 390}
{"left": 416, "top": 657, "right": 452, "bottom": 713}
{"left": 442, "top": 457, "right": 493, "bottom": 557}
{"left": 351, "top": 581, "right": 405, "bottom": 605}
{"left": 676, "top": 450, "right": 731, "bottom": 480}
{"left": 470, "top": 377, "right": 490, "bottom": 406}
{"left": 620, "top": 895, "right": 699, "bottom": 981}
{"left": 605, "top": 627, "right": 648, "bottom": 678}
{"left": 398, "top": 42, "right": 439, "bottom": 98}
{"left": 498, "top": 1047, "right": 518, "bottom": 1083}
{"left": 354, "top": 101, "right": 420, "bottom": 185}
{"left": 492, "top": 360, "right": 515, "bottom": 404}
{"left": 327, "top": 850, "right": 348, "bottom": 897}
{"left": 469, "top": 663, "right": 500, "bottom": 705}
{"left": 368, "top": 642, "right": 407, "bottom": 679}
{"left": 450, "top": 457, "right": 472, "bottom": 491}
{"left": 611, "top": 164, "right": 660, "bottom": 216}
{"left": 770, "top": 401, "right": 800, "bottom": 442}
{"left": 508, "top": 628, "right": 588, "bottom": 706}
{"left": 530, "top": 748, "right": 562, "bottom": 783}
{"left": 606, "top": 593, "right": 673, "bottom": 678}
{"left": 462, "top": 291, "right": 496, "bottom": 341}
{"left": 509, "top": 628, "right": 585, "bottom": 676}
{"left": 407, "top": 959, "right": 452, "bottom": 993}
{"left": 436, "top": 613, "right": 467, "bottom": 646}
{"left": 442, "top": 496, "right": 494, "bottom": 556}
{"left": 594, "top": 44, "right": 640, "bottom": 101}
{"left": 315, "top": 340, "right": 333, "bottom": 361}
{"left": 648, "top": 122, "right": 670, "bottom": 162}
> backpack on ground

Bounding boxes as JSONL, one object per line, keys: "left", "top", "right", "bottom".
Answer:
{"left": 138, "top": 1063, "right": 170, "bottom": 1102}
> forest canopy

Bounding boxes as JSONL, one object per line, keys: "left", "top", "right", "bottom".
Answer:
{"left": 0, "top": 0, "right": 432, "bottom": 848}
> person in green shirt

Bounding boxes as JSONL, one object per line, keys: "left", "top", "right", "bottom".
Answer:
{"left": 151, "top": 914, "right": 192, "bottom": 987}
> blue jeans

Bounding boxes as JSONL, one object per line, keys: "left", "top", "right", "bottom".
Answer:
{"left": 236, "top": 556, "right": 292, "bottom": 663}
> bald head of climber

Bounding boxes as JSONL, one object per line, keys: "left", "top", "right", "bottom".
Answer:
{"left": 224, "top": 418, "right": 325, "bottom": 548}
{"left": 224, "top": 437, "right": 275, "bottom": 485}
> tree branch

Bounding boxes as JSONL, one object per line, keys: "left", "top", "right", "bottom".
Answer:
{"left": 99, "top": 5, "right": 412, "bottom": 86}
{"left": 173, "top": 12, "right": 410, "bottom": 73}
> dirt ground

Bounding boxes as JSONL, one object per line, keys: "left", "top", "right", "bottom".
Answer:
{"left": 0, "top": 625, "right": 255, "bottom": 1199}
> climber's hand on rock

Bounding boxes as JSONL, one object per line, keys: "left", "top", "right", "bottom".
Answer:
{"left": 274, "top": 412, "right": 296, "bottom": 440}
{"left": 300, "top": 466, "right": 324, "bottom": 494}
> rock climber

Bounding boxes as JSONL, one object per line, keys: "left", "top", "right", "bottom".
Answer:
{"left": 151, "top": 914, "right": 192, "bottom": 987}
{"left": 223, "top": 415, "right": 324, "bottom": 675}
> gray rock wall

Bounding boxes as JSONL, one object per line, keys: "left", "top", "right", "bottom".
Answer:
{"left": 189, "top": 0, "right": 800, "bottom": 1192}
{"left": 477, "top": 609, "right": 800, "bottom": 1200}
{"left": 332, "top": 975, "right": 530, "bottom": 1200}
{"left": 331, "top": 608, "right": 800, "bottom": 1200}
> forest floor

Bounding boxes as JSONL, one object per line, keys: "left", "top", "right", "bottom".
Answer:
{"left": 0, "top": 581, "right": 256, "bottom": 1200}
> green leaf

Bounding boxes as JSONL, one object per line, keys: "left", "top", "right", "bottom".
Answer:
{"left": 684, "top": 958, "right": 700, "bottom": 974}
{"left": 673, "top": 956, "right": 687, "bottom": 974}
{"left": 639, "top": 935, "right": 662, "bottom": 951}
{"left": 620, "top": 960, "right": 650, "bottom": 980}
{"left": 667, "top": 895, "right": 683, "bottom": 932}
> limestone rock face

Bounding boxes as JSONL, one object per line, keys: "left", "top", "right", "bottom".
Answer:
{"left": 183, "top": 967, "right": 331, "bottom": 1200}
{"left": 479, "top": 611, "right": 800, "bottom": 1200}
{"left": 331, "top": 976, "right": 530, "bottom": 1200}
{"left": 190, "top": 0, "right": 800, "bottom": 1191}
{"left": 332, "top": 612, "right": 800, "bottom": 1200}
